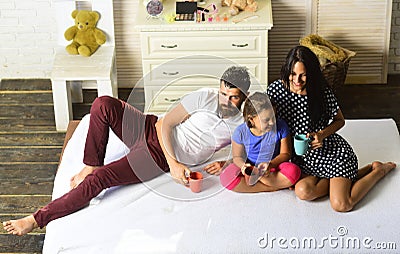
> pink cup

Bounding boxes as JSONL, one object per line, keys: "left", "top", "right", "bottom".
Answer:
{"left": 187, "top": 172, "right": 203, "bottom": 193}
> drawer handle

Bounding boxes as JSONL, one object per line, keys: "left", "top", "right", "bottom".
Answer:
{"left": 161, "top": 44, "right": 178, "bottom": 49}
{"left": 162, "top": 71, "right": 179, "bottom": 76}
{"left": 232, "top": 43, "right": 249, "bottom": 48}
{"left": 164, "top": 97, "right": 181, "bottom": 102}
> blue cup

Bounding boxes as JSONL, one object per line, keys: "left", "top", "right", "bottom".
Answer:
{"left": 294, "top": 134, "right": 310, "bottom": 156}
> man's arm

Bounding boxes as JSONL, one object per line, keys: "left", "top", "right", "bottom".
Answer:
{"left": 203, "top": 161, "right": 225, "bottom": 176}
{"left": 155, "top": 103, "right": 191, "bottom": 185}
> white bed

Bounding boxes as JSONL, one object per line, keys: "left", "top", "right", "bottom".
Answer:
{"left": 43, "top": 116, "right": 400, "bottom": 253}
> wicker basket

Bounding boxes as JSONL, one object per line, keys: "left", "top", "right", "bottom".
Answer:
{"left": 299, "top": 35, "right": 356, "bottom": 91}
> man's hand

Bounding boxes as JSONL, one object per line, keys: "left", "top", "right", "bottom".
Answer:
{"left": 70, "top": 165, "right": 98, "bottom": 189}
{"left": 155, "top": 104, "right": 192, "bottom": 186}
{"left": 169, "top": 161, "right": 191, "bottom": 185}
{"left": 203, "top": 161, "right": 225, "bottom": 175}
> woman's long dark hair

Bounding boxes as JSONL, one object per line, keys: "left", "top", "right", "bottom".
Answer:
{"left": 280, "top": 45, "right": 328, "bottom": 124}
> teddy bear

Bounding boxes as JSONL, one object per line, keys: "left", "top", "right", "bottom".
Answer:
{"left": 64, "top": 10, "right": 106, "bottom": 57}
{"left": 221, "top": 0, "right": 258, "bottom": 16}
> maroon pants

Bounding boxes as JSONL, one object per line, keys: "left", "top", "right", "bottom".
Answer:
{"left": 34, "top": 96, "right": 169, "bottom": 228}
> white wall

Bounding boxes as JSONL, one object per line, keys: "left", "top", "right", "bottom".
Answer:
{"left": 0, "top": 0, "right": 56, "bottom": 78}
{"left": 0, "top": 0, "right": 143, "bottom": 88}
{"left": 1, "top": 0, "right": 400, "bottom": 84}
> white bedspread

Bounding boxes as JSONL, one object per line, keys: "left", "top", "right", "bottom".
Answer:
{"left": 43, "top": 116, "right": 400, "bottom": 253}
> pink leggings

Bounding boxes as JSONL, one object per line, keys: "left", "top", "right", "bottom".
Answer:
{"left": 220, "top": 162, "right": 301, "bottom": 190}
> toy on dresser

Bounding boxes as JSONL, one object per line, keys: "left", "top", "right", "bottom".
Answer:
{"left": 221, "top": 0, "right": 258, "bottom": 16}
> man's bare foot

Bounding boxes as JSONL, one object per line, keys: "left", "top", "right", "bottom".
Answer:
{"left": 2, "top": 215, "right": 38, "bottom": 236}
{"left": 70, "top": 165, "right": 99, "bottom": 189}
{"left": 371, "top": 161, "right": 396, "bottom": 178}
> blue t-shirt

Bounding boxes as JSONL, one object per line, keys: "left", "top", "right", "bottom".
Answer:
{"left": 232, "top": 119, "right": 290, "bottom": 165}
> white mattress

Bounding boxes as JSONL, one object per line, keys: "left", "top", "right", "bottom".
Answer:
{"left": 43, "top": 116, "right": 400, "bottom": 253}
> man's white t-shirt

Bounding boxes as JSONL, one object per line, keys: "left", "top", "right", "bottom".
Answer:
{"left": 171, "top": 88, "right": 243, "bottom": 166}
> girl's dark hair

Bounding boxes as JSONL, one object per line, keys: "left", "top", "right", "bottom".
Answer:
{"left": 243, "top": 92, "right": 273, "bottom": 128}
{"left": 280, "top": 45, "right": 328, "bottom": 124}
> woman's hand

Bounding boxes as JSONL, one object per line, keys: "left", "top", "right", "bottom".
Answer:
{"left": 203, "top": 161, "right": 225, "bottom": 175}
{"left": 169, "top": 161, "right": 191, "bottom": 185}
{"left": 308, "top": 132, "right": 323, "bottom": 149}
{"left": 307, "top": 108, "right": 345, "bottom": 151}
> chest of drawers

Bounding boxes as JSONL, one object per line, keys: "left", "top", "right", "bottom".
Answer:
{"left": 135, "top": 0, "right": 273, "bottom": 114}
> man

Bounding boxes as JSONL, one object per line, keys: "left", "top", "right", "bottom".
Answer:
{"left": 157, "top": 66, "right": 251, "bottom": 184}
{"left": 3, "top": 66, "right": 250, "bottom": 235}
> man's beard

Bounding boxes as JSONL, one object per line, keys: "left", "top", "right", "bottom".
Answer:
{"left": 218, "top": 103, "right": 240, "bottom": 118}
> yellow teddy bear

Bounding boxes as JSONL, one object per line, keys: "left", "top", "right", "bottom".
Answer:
{"left": 64, "top": 10, "right": 106, "bottom": 57}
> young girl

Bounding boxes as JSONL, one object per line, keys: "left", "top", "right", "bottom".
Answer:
{"left": 220, "top": 92, "right": 301, "bottom": 192}
{"left": 267, "top": 45, "right": 396, "bottom": 211}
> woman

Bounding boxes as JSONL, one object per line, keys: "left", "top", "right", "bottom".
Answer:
{"left": 267, "top": 45, "right": 396, "bottom": 212}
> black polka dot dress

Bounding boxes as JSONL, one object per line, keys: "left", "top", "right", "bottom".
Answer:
{"left": 267, "top": 80, "right": 358, "bottom": 180}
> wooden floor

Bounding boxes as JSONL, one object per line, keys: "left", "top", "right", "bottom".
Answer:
{"left": 335, "top": 75, "right": 400, "bottom": 131}
{"left": 0, "top": 77, "right": 399, "bottom": 253}
{"left": 0, "top": 80, "right": 63, "bottom": 253}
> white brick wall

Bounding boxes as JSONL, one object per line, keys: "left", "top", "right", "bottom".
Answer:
{"left": 0, "top": 0, "right": 56, "bottom": 78}
{"left": 389, "top": 0, "right": 400, "bottom": 74}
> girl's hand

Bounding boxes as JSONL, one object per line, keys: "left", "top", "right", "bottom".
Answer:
{"left": 308, "top": 132, "right": 323, "bottom": 149}
{"left": 240, "top": 163, "right": 252, "bottom": 175}
{"left": 169, "top": 161, "right": 191, "bottom": 185}
{"left": 257, "top": 162, "right": 271, "bottom": 177}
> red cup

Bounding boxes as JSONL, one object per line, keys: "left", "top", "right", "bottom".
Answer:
{"left": 187, "top": 172, "right": 203, "bottom": 193}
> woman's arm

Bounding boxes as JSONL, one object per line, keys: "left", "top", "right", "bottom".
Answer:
{"left": 155, "top": 103, "right": 191, "bottom": 184}
{"left": 309, "top": 108, "right": 345, "bottom": 149}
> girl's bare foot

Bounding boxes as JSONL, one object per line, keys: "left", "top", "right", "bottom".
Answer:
{"left": 371, "top": 161, "right": 396, "bottom": 178}
{"left": 258, "top": 175, "right": 270, "bottom": 186}
{"left": 2, "top": 215, "right": 38, "bottom": 236}
{"left": 70, "top": 165, "right": 99, "bottom": 189}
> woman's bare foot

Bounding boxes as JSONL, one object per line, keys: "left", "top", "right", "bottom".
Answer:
{"left": 356, "top": 163, "right": 373, "bottom": 179}
{"left": 70, "top": 165, "right": 99, "bottom": 189}
{"left": 2, "top": 215, "right": 38, "bottom": 236}
{"left": 371, "top": 161, "right": 396, "bottom": 178}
